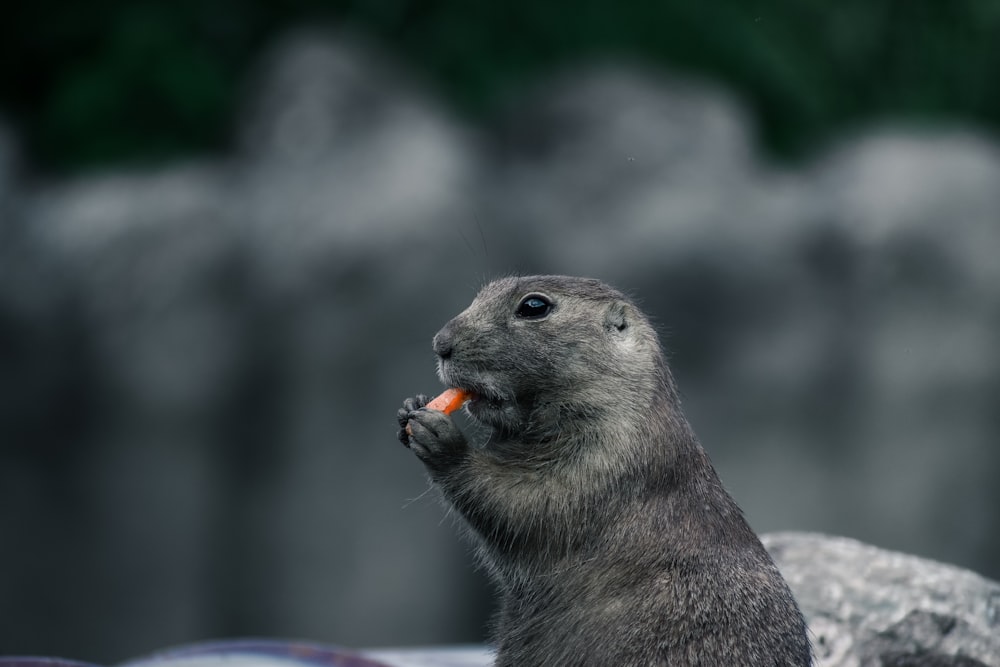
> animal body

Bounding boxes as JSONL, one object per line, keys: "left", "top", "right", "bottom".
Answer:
{"left": 396, "top": 275, "right": 812, "bottom": 666}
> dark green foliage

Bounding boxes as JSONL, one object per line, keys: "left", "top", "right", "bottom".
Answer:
{"left": 3, "top": 0, "right": 998, "bottom": 171}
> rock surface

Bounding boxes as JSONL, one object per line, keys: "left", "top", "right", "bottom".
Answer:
{"left": 764, "top": 533, "right": 1000, "bottom": 667}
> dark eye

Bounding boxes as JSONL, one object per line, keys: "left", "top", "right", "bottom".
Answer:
{"left": 515, "top": 294, "right": 553, "bottom": 319}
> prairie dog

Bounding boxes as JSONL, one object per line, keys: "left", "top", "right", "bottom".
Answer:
{"left": 396, "top": 275, "right": 811, "bottom": 666}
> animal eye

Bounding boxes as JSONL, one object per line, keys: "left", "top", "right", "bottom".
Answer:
{"left": 515, "top": 294, "right": 553, "bottom": 319}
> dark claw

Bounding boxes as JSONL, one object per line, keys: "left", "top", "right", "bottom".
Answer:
{"left": 397, "top": 394, "right": 432, "bottom": 447}
{"left": 403, "top": 394, "right": 430, "bottom": 412}
{"left": 396, "top": 406, "right": 411, "bottom": 430}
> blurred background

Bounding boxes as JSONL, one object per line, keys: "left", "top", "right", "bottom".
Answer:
{"left": 1, "top": 0, "right": 999, "bottom": 663}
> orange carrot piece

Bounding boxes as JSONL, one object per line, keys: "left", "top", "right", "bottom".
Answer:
{"left": 405, "top": 388, "right": 471, "bottom": 436}
{"left": 426, "top": 387, "right": 471, "bottom": 414}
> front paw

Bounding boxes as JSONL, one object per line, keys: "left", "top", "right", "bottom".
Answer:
{"left": 396, "top": 394, "right": 430, "bottom": 444}
{"left": 397, "top": 398, "right": 468, "bottom": 470}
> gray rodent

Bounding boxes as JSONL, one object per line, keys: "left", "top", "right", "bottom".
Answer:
{"left": 396, "top": 275, "right": 812, "bottom": 666}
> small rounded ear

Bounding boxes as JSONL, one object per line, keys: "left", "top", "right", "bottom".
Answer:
{"left": 604, "top": 301, "right": 629, "bottom": 333}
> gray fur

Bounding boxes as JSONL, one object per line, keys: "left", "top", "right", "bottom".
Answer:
{"left": 396, "top": 275, "right": 812, "bottom": 666}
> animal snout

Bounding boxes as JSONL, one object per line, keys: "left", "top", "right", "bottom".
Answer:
{"left": 432, "top": 324, "right": 455, "bottom": 359}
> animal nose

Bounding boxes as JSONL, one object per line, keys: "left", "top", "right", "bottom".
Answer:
{"left": 433, "top": 324, "right": 455, "bottom": 359}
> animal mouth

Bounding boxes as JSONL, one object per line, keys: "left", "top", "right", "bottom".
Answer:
{"left": 452, "top": 382, "right": 504, "bottom": 411}
{"left": 437, "top": 364, "right": 509, "bottom": 421}
{"left": 465, "top": 390, "right": 505, "bottom": 412}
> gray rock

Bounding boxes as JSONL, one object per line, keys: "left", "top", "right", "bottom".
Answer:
{"left": 763, "top": 532, "right": 1000, "bottom": 667}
